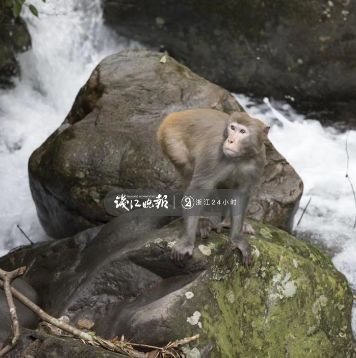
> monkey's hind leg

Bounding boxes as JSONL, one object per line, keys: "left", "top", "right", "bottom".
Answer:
{"left": 198, "top": 216, "right": 221, "bottom": 239}
{"left": 230, "top": 189, "right": 253, "bottom": 266}
{"left": 165, "top": 138, "right": 193, "bottom": 177}
{"left": 215, "top": 205, "right": 231, "bottom": 233}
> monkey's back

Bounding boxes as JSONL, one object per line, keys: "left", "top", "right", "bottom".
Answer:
{"left": 157, "top": 108, "right": 229, "bottom": 165}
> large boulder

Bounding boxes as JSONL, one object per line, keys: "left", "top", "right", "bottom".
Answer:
{"left": 0, "top": 8, "right": 31, "bottom": 87}
{"left": 103, "top": 0, "right": 356, "bottom": 119}
{"left": 0, "top": 216, "right": 355, "bottom": 357}
{"left": 29, "top": 50, "right": 303, "bottom": 238}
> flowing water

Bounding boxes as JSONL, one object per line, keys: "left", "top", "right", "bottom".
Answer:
{"left": 0, "top": 0, "right": 137, "bottom": 255}
{"left": 0, "top": 0, "right": 355, "bottom": 336}
{"left": 236, "top": 95, "right": 356, "bottom": 336}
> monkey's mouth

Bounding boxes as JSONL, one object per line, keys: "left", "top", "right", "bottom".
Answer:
{"left": 223, "top": 148, "right": 239, "bottom": 157}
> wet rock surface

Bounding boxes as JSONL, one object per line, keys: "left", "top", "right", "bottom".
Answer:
{"left": 103, "top": 0, "right": 356, "bottom": 122}
{"left": 28, "top": 50, "right": 303, "bottom": 238}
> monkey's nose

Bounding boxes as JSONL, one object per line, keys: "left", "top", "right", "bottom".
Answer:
{"left": 228, "top": 139, "right": 234, "bottom": 144}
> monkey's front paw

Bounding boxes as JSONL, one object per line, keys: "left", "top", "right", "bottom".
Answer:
{"left": 243, "top": 222, "right": 255, "bottom": 235}
{"left": 231, "top": 238, "right": 253, "bottom": 267}
{"left": 170, "top": 242, "right": 194, "bottom": 264}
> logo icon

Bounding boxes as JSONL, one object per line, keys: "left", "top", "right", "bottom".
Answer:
{"left": 181, "top": 195, "right": 194, "bottom": 210}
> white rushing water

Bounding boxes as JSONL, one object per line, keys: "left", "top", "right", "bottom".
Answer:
{"left": 0, "top": 0, "right": 137, "bottom": 256}
{"left": 0, "top": 0, "right": 355, "bottom": 336}
{"left": 235, "top": 95, "right": 356, "bottom": 336}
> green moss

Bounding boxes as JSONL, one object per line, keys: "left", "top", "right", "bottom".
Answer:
{"left": 192, "top": 223, "right": 355, "bottom": 357}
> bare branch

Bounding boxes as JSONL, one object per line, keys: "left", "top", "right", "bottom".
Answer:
{"left": 16, "top": 225, "right": 34, "bottom": 245}
{"left": 0, "top": 277, "right": 95, "bottom": 342}
{"left": 296, "top": 197, "right": 311, "bottom": 227}
{"left": 167, "top": 334, "right": 200, "bottom": 348}
{"left": 0, "top": 267, "right": 198, "bottom": 357}
{"left": 0, "top": 266, "right": 26, "bottom": 356}
{"left": 127, "top": 334, "right": 199, "bottom": 357}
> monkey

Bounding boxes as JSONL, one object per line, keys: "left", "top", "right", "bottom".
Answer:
{"left": 157, "top": 108, "right": 269, "bottom": 266}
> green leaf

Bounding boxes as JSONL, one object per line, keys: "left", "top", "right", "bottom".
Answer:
{"left": 12, "top": 1, "right": 22, "bottom": 17}
{"left": 28, "top": 4, "right": 38, "bottom": 17}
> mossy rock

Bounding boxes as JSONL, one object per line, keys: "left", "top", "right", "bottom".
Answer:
{"left": 193, "top": 224, "right": 355, "bottom": 357}
{"left": 1, "top": 217, "right": 354, "bottom": 357}
{"left": 127, "top": 221, "right": 356, "bottom": 357}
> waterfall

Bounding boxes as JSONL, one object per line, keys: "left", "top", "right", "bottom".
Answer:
{"left": 236, "top": 94, "right": 356, "bottom": 336}
{"left": 0, "top": 0, "right": 137, "bottom": 255}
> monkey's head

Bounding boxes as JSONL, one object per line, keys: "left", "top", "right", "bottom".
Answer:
{"left": 222, "top": 112, "right": 269, "bottom": 158}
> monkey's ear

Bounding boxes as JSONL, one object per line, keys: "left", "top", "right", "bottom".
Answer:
{"left": 263, "top": 126, "right": 270, "bottom": 137}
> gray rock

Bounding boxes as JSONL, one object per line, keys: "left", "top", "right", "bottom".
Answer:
{"left": 103, "top": 0, "right": 356, "bottom": 120}
{"left": 29, "top": 50, "right": 303, "bottom": 238}
{"left": 0, "top": 215, "right": 170, "bottom": 317}
{"left": 0, "top": 218, "right": 355, "bottom": 356}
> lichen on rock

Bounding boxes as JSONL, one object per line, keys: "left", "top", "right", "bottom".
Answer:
{"left": 0, "top": 217, "right": 354, "bottom": 357}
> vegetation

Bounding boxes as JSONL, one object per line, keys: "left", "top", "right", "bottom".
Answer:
{"left": 1, "top": 0, "right": 46, "bottom": 18}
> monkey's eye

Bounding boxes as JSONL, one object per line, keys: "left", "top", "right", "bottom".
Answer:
{"left": 230, "top": 125, "right": 236, "bottom": 130}
{"left": 240, "top": 129, "right": 246, "bottom": 134}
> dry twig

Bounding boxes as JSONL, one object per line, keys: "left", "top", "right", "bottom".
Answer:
{"left": 124, "top": 334, "right": 199, "bottom": 358}
{"left": 0, "top": 266, "right": 26, "bottom": 356}
{"left": 0, "top": 266, "right": 199, "bottom": 357}
{"left": 296, "top": 197, "right": 312, "bottom": 227}
{"left": 16, "top": 225, "right": 34, "bottom": 245}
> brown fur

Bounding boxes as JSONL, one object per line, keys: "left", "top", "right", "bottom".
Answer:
{"left": 157, "top": 108, "right": 268, "bottom": 265}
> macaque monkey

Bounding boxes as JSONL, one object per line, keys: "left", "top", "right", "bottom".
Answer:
{"left": 157, "top": 108, "right": 269, "bottom": 265}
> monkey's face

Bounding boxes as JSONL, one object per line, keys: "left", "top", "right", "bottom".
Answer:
{"left": 222, "top": 121, "right": 251, "bottom": 158}
{"left": 222, "top": 116, "right": 269, "bottom": 158}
